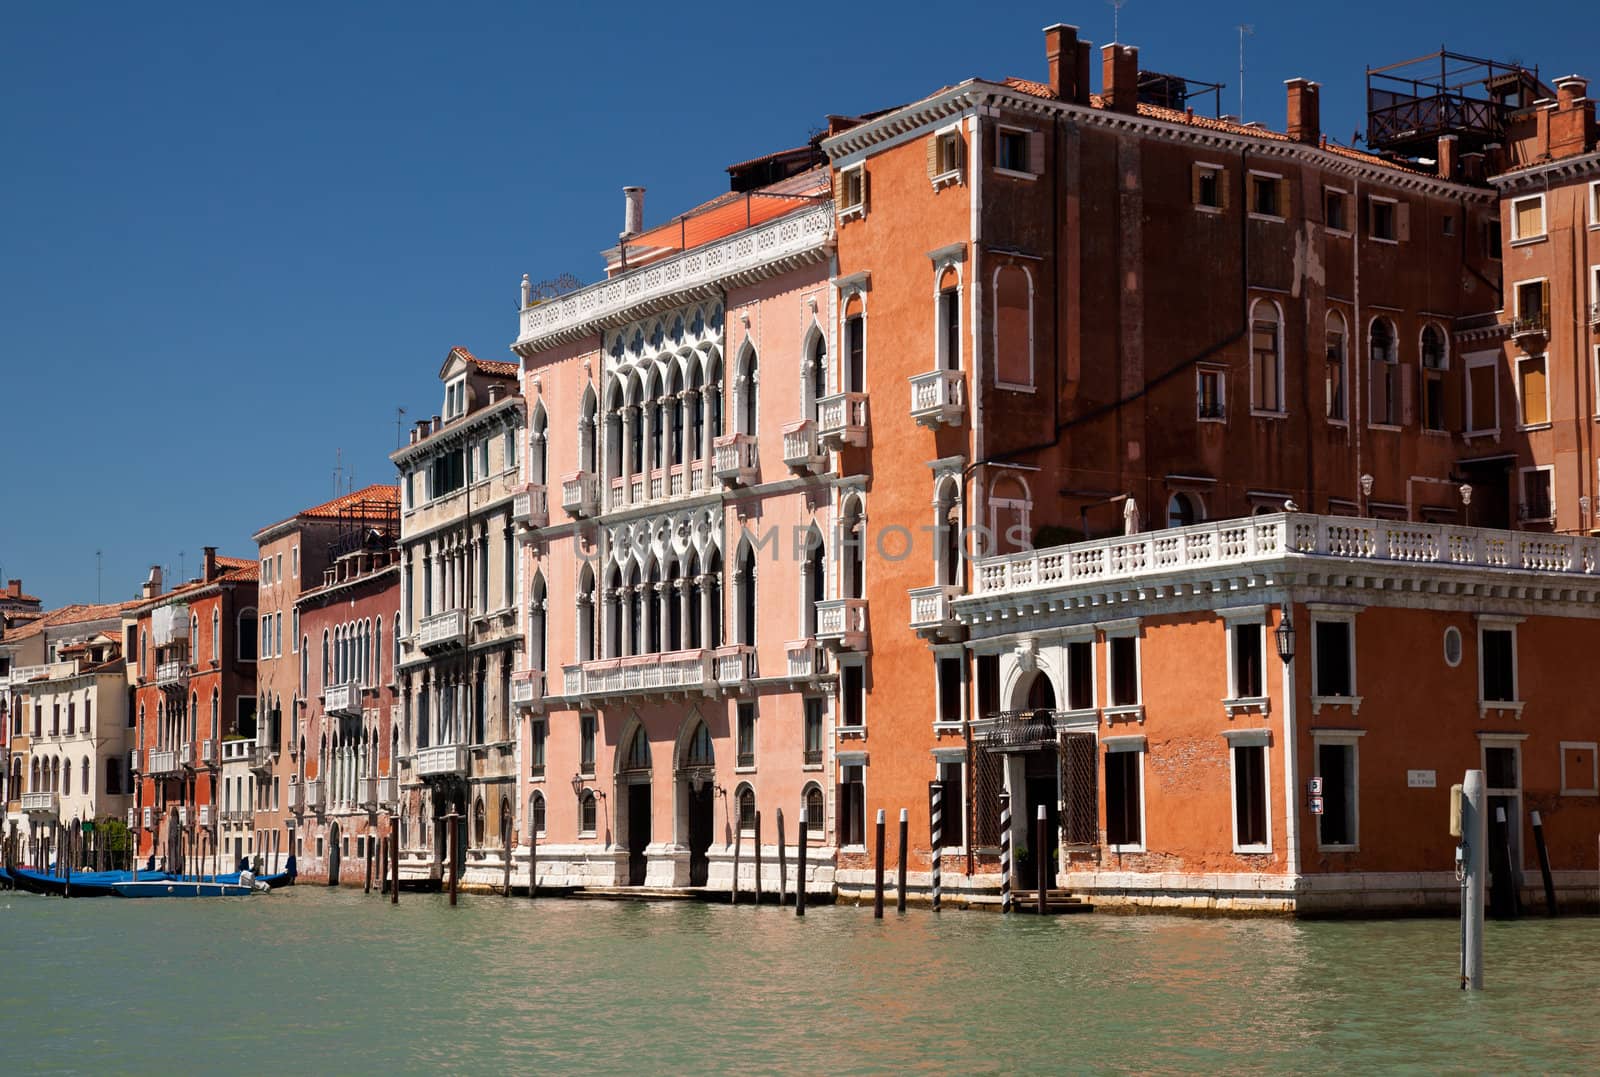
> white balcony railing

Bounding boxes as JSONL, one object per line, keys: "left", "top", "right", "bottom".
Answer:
{"left": 21, "top": 792, "right": 58, "bottom": 816}
{"left": 323, "top": 679, "right": 362, "bottom": 718}
{"left": 562, "top": 471, "right": 601, "bottom": 518}
{"left": 141, "top": 807, "right": 155, "bottom": 830}
{"left": 715, "top": 645, "right": 757, "bottom": 687}
{"left": 782, "top": 419, "right": 826, "bottom": 475}
{"left": 510, "top": 668, "right": 545, "bottom": 707}
{"left": 200, "top": 740, "right": 218, "bottom": 767}
{"left": 126, "top": 808, "right": 136, "bottom": 829}
{"left": 964, "top": 513, "right": 1600, "bottom": 609}
{"left": 129, "top": 748, "right": 142, "bottom": 774}
{"left": 816, "top": 392, "right": 868, "bottom": 450}
{"left": 415, "top": 745, "right": 470, "bottom": 779}
{"left": 148, "top": 748, "right": 181, "bottom": 775}
{"left": 514, "top": 483, "right": 550, "bottom": 530}
{"left": 179, "top": 741, "right": 196, "bottom": 769}
{"left": 909, "top": 584, "right": 962, "bottom": 636}
{"left": 155, "top": 660, "right": 190, "bottom": 687}
{"left": 177, "top": 806, "right": 191, "bottom": 828}
{"left": 198, "top": 805, "right": 215, "bottom": 828}
{"left": 786, "top": 638, "right": 824, "bottom": 679}
{"left": 418, "top": 609, "right": 467, "bottom": 652}
{"left": 909, "top": 369, "right": 966, "bottom": 428}
{"left": 289, "top": 782, "right": 305, "bottom": 814}
{"left": 358, "top": 776, "right": 379, "bottom": 809}
{"left": 562, "top": 649, "right": 713, "bottom": 700}
{"left": 815, "top": 598, "right": 869, "bottom": 651}
{"left": 378, "top": 775, "right": 398, "bottom": 807}
{"left": 713, "top": 433, "right": 759, "bottom": 487}
{"left": 303, "top": 779, "right": 324, "bottom": 813}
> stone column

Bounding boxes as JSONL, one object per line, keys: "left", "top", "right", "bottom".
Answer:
{"left": 621, "top": 405, "right": 637, "bottom": 505}
{"left": 656, "top": 582, "right": 671, "bottom": 654}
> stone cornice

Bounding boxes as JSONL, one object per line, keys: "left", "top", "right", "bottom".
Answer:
{"left": 391, "top": 396, "right": 524, "bottom": 468}
{"left": 511, "top": 207, "right": 835, "bottom": 356}
{"left": 1490, "top": 150, "right": 1600, "bottom": 194}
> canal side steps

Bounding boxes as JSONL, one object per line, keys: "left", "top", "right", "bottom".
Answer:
{"left": 1009, "top": 889, "right": 1095, "bottom": 915}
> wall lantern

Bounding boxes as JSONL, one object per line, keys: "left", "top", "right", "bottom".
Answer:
{"left": 1274, "top": 603, "right": 1296, "bottom": 665}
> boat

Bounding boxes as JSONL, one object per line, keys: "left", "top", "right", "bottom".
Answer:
{"left": 112, "top": 880, "right": 253, "bottom": 898}
{"left": 211, "top": 870, "right": 294, "bottom": 890}
{"left": 10, "top": 868, "right": 177, "bottom": 898}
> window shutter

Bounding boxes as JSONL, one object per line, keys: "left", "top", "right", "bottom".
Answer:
{"left": 1401, "top": 364, "right": 1417, "bottom": 426}
{"left": 1191, "top": 164, "right": 1202, "bottom": 205}
{"left": 1397, "top": 202, "right": 1412, "bottom": 241}
{"left": 954, "top": 133, "right": 966, "bottom": 171}
{"left": 1028, "top": 130, "right": 1044, "bottom": 174}
{"left": 1219, "top": 169, "right": 1231, "bottom": 210}
{"left": 832, "top": 170, "right": 844, "bottom": 208}
{"left": 1442, "top": 369, "right": 1462, "bottom": 433}
{"left": 861, "top": 169, "right": 870, "bottom": 212}
{"left": 927, "top": 135, "right": 939, "bottom": 179}
{"left": 1277, "top": 177, "right": 1291, "bottom": 216}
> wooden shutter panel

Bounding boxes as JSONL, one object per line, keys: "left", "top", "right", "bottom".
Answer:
{"left": 1191, "top": 164, "right": 1202, "bottom": 205}
{"left": 832, "top": 170, "right": 845, "bottom": 208}
{"left": 1028, "top": 130, "right": 1044, "bottom": 174}
{"left": 954, "top": 132, "right": 966, "bottom": 171}
{"left": 1397, "top": 202, "right": 1412, "bottom": 241}
{"left": 1219, "top": 169, "right": 1231, "bottom": 210}
{"left": 1277, "top": 177, "right": 1291, "bottom": 216}
{"left": 861, "top": 168, "right": 869, "bottom": 212}
{"left": 1401, "top": 364, "right": 1417, "bottom": 426}
{"left": 927, "top": 135, "right": 939, "bottom": 179}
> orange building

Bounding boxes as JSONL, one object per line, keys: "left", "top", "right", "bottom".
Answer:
{"left": 128, "top": 552, "right": 258, "bottom": 870}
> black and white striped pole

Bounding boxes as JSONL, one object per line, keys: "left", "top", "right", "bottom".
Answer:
{"left": 929, "top": 780, "right": 943, "bottom": 913}
{"left": 998, "top": 792, "right": 1012, "bottom": 914}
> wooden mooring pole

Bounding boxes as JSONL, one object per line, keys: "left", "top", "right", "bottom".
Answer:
{"left": 753, "top": 811, "right": 763, "bottom": 905}
{"left": 929, "top": 781, "right": 943, "bottom": 913}
{"left": 529, "top": 822, "right": 538, "bottom": 900}
{"left": 873, "top": 809, "right": 886, "bottom": 919}
{"left": 1530, "top": 810, "right": 1558, "bottom": 916}
{"left": 378, "top": 833, "right": 389, "bottom": 895}
{"left": 896, "top": 808, "right": 908, "bottom": 913}
{"left": 999, "top": 793, "right": 1012, "bottom": 914}
{"left": 391, "top": 830, "right": 400, "bottom": 905}
{"left": 365, "top": 833, "right": 374, "bottom": 894}
{"left": 795, "top": 804, "right": 806, "bottom": 917}
{"left": 776, "top": 809, "right": 787, "bottom": 906}
{"left": 731, "top": 821, "right": 742, "bottom": 906}
{"left": 1035, "top": 805, "right": 1048, "bottom": 917}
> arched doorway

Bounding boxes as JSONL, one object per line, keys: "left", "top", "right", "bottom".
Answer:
{"left": 327, "top": 821, "right": 342, "bottom": 885}
{"left": 619, "top": 724, "right": 652, "bottom": 886}
{"left": 1013, "top": 670, "right": 1060, "bottom": 890}
{"left": 677, "top": 720, "right": 715, "bottom": 887}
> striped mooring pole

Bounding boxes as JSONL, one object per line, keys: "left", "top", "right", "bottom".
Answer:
{"left": 929, "top": 781, "right": 943, "bottom": 913}
{"left": 998, "top": 792, "right": 1012, "bottom": 914}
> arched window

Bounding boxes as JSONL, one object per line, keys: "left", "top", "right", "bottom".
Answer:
{"left": 604, "top": 382, "right": 624, "bottom": 480}
{"left": 392, "top": 614, "right": 401, "bottom": 672}
{"left": 1369, "top": 317, "right": 1399, "bottom": 426}
{"left": 737, "top": 541, "right": 757, "bottom": 647}
{"left": 81, "top": 756, "right": 89, "bottom": 793}
{"left": 374, "top": 617, "right": 383, "bottom": 685}
{"left": 994, "top": 264, "right": 1032, "bottom": 387}
{"left": 473, "top": 797, "right": 486, "bottom": 846}
{"left": 704, "top": 548, "right": 722, "bottom": 648}
{"left": 322, "top": 630, "right": 330, "bottom": 689}
{"left": 840, "top": 496, "right": 865, "bottom": 600}
{"left": 1167, "top": 491, "right": 1203, "bottom": 527}
{"left": 935, "top": 479, "right": 961, "bottom": 588}
{"left": 299, "top": 639, "right": 308, "bottom": 696}
{"left": 736, "top": 783, "right": 756, "bottom": 832}
{"left": 1421, "top": 323, "right": 1448, "bottom": 431}
{"left": 1250, "top": 300, "right": 1284, "bottom": 414}
{"left": 1325, "top": 312, "right": 1348, "bottom": 421}
{"left": 936, "top": 265, "right": 961, "bottom": 372}
{"left": 63, "top": 756, "right": 72, "bottom": 796}
{"left": 499, "top": 795, "right": 512, "bottom": 846}
{"left": 707, "top": 354, "right": 724, "bottom": 442}
{"left": 622, "top": 725, "right": 651, "bottom": 771}
{"left": 579, "top": 387, "right": 598, "bottom": 475}
{"left": 689, "top": 364, "right": 705, "bottom": 461}
{"left": 237, "top": 607, "right": 258, "bottom": 661}
{"left": 805, "top": 329, "right": 828, "bottom": 423}
{"left": 1025, "top": 670, "right": 1057, "bottom": 711}
{"left": 529, "top": 572, "right": 547, "bottom": 672}
{"left": 578, "top": 565, "right": 596, "bottom": 662}
{"left": 667, "top": 366, "right": 685, "bottom": 467}
{"left": 210, "top": 689, "right": 218, "bottom": 741}
{"left": 529, "top": 402, "right": 548, "bottom": 486}
{"left": 804, "top": 526, "right": 826, "bottom": 638}
{"left": 684, "top": 721, "right": 714, "bottom": 768}
{"left": 736, "top": 345, "right": 759, "bottom": 436}
{"left": 211, "top": 609, "right": 220, "bottom": 661}
{"left": 627, "top": 373, "right": 645, "bottom": 474}
{"left": 189, "top": 691, "right": 199, "bottom": 743}
{"left": 843, "top": 297, "right": 866, "bottom": 394}
{"left": 529, "top": 791, "right": 546, "bottom": 836}
{"left": 804, "top": 783, "right": 825, "bottom": 835}
{"left": 579, "top": 790, "right": 597, "bottom": 834}
{"left": 989, "top": 475, "right": 1032, "bottom": 554}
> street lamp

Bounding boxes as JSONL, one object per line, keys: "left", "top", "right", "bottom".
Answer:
{"left": 1274, "top": 603, "right": 1296, "bottom": 665}
{"left": 1460, "top": 484, "right": 1473, "bottom": 527}
{"left": 571, "top": 772, "right": 585, "bottom": 800}
{"left": 1359, "top": 473, "right": 1375, "bottom": 517}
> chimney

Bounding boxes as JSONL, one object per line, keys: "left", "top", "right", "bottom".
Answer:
{"left": 1550, "top": 76, "right": 1595, "bottom": 160}
{"left": 487, "top": 383, "right": 505, "bottom": 404}
{"left": 622, "top": 186, "right": 646, "bottom": 239}
{"left": 1557, "top": 75, "right": 1588, "bottom": 109}
{"left": 4, "top": 579, "right": 18, "bottom": 599}
{"left": 1436, "top": 134, "right": 1459, "bottom": 180}
{"left": 1101, "top": 44, "right": 1138, "bottom": 114}
{"left": 431, "top": 415, "right": 442, "bottom": 435}
{"left": 1044, "top": 25, "right": 1093, "bottom": 105}
{"left": 1459, "top": 151, "right": 1486, "bottom": 183}
{"left": 143, "top": 566, "right": 163, "bottom": 599}
{"left": 1285, "top": 78, "right": 1320, "bottom": 145}
{"left": 202, "top": 547, "right": 218, "bottom": 583}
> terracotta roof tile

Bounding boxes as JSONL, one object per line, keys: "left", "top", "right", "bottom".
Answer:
{"left": 1, "top": 600, "right": 140, "bottom": 643}
{"left": 628, "top": 169, "right": 829, "bottom": 254}
{"left": 451, "top": 346, "right": 519, "bottom": 379}
{"left": 296, "top": 484, "right": 402, "bottom": 521}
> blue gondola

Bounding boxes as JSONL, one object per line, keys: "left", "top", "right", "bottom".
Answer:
{"left": 112, "top": 880, "right": 253, "bottom": 898}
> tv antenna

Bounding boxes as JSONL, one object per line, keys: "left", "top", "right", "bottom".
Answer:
{"left": 333, "top": 448, "right": 343, "bottom": 498}
{"left": 96, "top": 550, "right": 103, "bottom": 603}
{"left": 1108, "top": 0, "right": 1128, "bottom": 43}
{"left": 396, "top": 406, "right": 408, "bottom": 449}
{"left": 1237, "top": 24, "right": 1255, "bottom": 121}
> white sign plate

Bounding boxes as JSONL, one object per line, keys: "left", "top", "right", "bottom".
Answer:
{"left": 1408, "top": 769, "right": 1437, "bottom": 788}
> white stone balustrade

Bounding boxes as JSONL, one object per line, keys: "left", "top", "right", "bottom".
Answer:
{"left": 909, "top": 369, "right": 966, "bottom": 428}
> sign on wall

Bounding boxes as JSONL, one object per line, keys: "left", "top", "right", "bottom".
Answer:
{"left": 1408, "top": 769, "right": 1437, "bottom": 788}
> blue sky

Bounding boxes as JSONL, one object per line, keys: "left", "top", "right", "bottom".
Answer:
{"left": 1, "top": 1, "right": 1588, "bottom": 606}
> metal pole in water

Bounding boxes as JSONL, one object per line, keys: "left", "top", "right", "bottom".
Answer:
{"left": 1496, "top": 805, "right": 1519, "bottom": 920}
{"left": 1036, "top": 805, "right": 1049, "bottom": 917}
{"left": 731, "top": 819, "right": 742, "bottom": 906}
{"left": 1462, "top": 769, "right": 1486, "bottom": 990}
{"left": 529, "top": 822, "right": 538, "bottom": 900}
{"left": 754, "top": 810, "right": 763, "bottom": 905}
{"left": 873, "top": 809, "right": 886, "bottom": 919}
{"left": 896, "top": 808, "right": 908, "bottom": 913}
{"left": 795, "top": 805, "right": 806, "bottom": 917}
{"left": 999, "top": 793, "right": 1012, "bottom": 914}
{"left": 776, "top": 808, "right": 788, "bottom": 907}
{"left": 391, "top": 830, "right": 400, "bottom": 905}
{"left": 1530, "top": 810, "right": 1558, "bottom": 916}
{"left": 365, "top": 832, "right": 374, "bottom": 894}
{"left": 929, "top": 781, "right": 943, "bottom": 913}
{"left": 379, "top": 834, "right": 389, "bottom": 895}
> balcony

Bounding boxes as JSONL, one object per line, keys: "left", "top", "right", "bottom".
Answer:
{"left": 782, "top": 420, "right": 827, "bottom": 475}
{"left": 141, "top": 807, "right": 155, "bottom": 830}
{"left": 510, "top": 668, "right": 545, "bottom": 708}
{"left": 815, "top": 598, "right": 869, "bottom": 652}
{"left": 713, "top": 433, "right": 759, "bottom": 487}
{"left": 377, "top": 775, "right": 398, "bottom": 808}
{"left": 21, "top": 792, "right": 58, "bottom": 817}
{"left": 562, "top": 471, "right": 601, "bottom": 518}
{"left": 177, "top": 806, "right": 191, "bottom": 828}
{"left": 358, "top": 776, "right": 379, "bottom": 810}
{"left": 289, "top": 782, "right": 305, "bottom": 814}
{"left": 323, "top": 679, "right": 363, "bottom": 718}
{"left": 562, "top": 649, "right": 714, "bottom": 700}
{"left": 909, "top": 369, "right": 966, "bottom": 428}
{"left": 1510, "top": 312, "right": 1548, "bottom": 347}
{"left": 155, "top": 660, "right": 190, "bottom": 688}
{"left": 785, "top": 638, "right": 825, "bottom": 680}
{"left": 715, "top": 645, "right": 757, "bottom": 689}
{"left": 416, "top": 745, "right": 470, "bottom": 779}
{"left": 129, "top": 748, "right": 141, "bottom": 775}
{"left": 514, "top": 483, "right": 550, "bottom": 530}
{"left": 304, "top": 779, "right": 325, "bottom": 813}
{"left": 179, "top": 741, "right": 196, "bottom": 770}
{"left": 126, "top": 809, "right": 136, "bottom": 829}
{"left": 418, "top": 609, "right": 467, "bottom": 653}
{"left": 200, "top": 740, "right": 218, "bottom": 767}
{"left": 147, "top": 748, "right": 181, "bottom": 776}
{"left": 816, "top": 392, "right": 869, "bottom": 450}
{"left": 251, "top": 743, "right": 275, "bottom": 772}
{"left": 198, "top": 805, "right": 215, "bottom": 828}
{"left": 909, "top": 584, "right": 963, "bottom": 639}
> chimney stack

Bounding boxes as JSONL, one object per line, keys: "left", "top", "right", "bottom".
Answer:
{"left": 1045, "top": 24, "right": 1092, "bottom": 104}
{"left": 431, "top": 415, "right": 442, "bottom": 434}
{"left": 4, "top": 579, "right": 18, "bottom": 598}
{"left": 487, "top": 383, "right": 505, "bottom": 404}
{"left": 1550, "top": 76, "right": 1595, "bottom": 160}
{"left": 1285, "top": 78, "right": 1320, "bottom": 145}
{"left": 622, "top": 186, "right": 646, "bottom": 239}
{"left": 1436, "top": 134, "right": 1459, "bottom": 180}
{"left": 1101, "top": 43, "right": 1139, "bottom": 114}
{"left": 1459, "top": 151, "right": 1486, "bottom": 183}
{"left": 202, "top": 547, "right": 218, "bottom": 583}
{"left": 143, "top": 566, "right": 163, "bottom": 599}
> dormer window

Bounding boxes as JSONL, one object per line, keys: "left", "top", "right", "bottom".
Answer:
{"left": 445, "top": 377, "right": 468, "bottom": 420}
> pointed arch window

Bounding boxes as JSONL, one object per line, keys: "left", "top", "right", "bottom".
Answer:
{"left": 529, "top": 791, "right": 546, "bottom": 836}
{"left": 736, "top": 346, "right": 759, "bottom": 436}
{"left": 806, "top": 330, "right": 828, "bottom": 423}
{"left": 1369, "top": 317, "right": 1400, "bottom": 427}
{"left": 1421, "top": 323, "right": 1449, "bottom": 431}
{"left": 738, "top": 542, "right": 758, "bottom": 647}
{"left": 840, "top": 496, "right": 866, "bottom": 600}
{"left": 736, "top": 784, "right": 756, "bottom": 832}
{"left": 1325, "top": 311, "right": 1348, "bottom": 421}
{"left": 580, "top": 389, "right": 598, "bottom": 474}
{"left": 530, "top": 572, "right": 548, "bottom": 671}
{"left": 530, "top": 403, "right": 549, "bottom": 485}
{"left": 623, "top": 725, "right": 651, "bottom": 772}
{"left": 1250, "top": 300, "right": 1285, "bottom": 414}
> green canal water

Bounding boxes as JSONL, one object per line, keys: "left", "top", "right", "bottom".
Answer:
{"left": 1, "top": 886, "right": 1596, "bottom": 1074}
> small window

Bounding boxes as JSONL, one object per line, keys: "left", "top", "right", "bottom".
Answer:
{"left": 997, "top": 128, "right": 1029, "bottom": 172}
{"left": 1480, "top": 626, "right": 1516, "bottom": 702}
{"left": 837, "top": 166, "right": 865, "bottom": 217}
{"left": 1517, "top": 356, "right": 1549, "bottom": 427}
{"left": 1442, "top": 214, "right": 1456, "bottom": 237}
{"left": 1066, "top": 640, "right": 1094, "bottom": 710}
{"left": 842, "top": 664, "right": 865, "bottom": 728}
{"left": 1104, "top": 741, "right": 1144, "bottom": 850}
{"left": 1370, "top": 198, "right": 1397, "bottom": 241}
{"left": 839, "top": 764, "right": 866, "bottom": 846}
{"left": 1466, "top": 356, "right": 1498, "bottom": 434}
{"left": 1249, "top": 173, "right": 1283, "bottom": 218}
{"left": 937, "top": 656, "right": 963, "bottom": 726}
{"left": 935, "top": 130, "right": 962, "bottom": 176}
{"left": 935, "top": 760, "right": 964, "bottom": 849}
{"left": 1421, "top": 325, "right": 1448, "bottom": 432}
{"left": 804, "top": 785, "right": 825, "bottom": 836}
{"left": 737, "top": 785, "right": 756, "bottom": 832}
{"left": 579, "top": 790, "right": 597, "bottom": 835}
{"left": 1511, "top": 195, "right": 1545, "bottom": 241}
{"left": 1482, "top": 216, "right": 1502, "bottom": 259}
{"left": 1231, "top": 741, "right": 1269, "bottom": 850}
{"left": 1515, "top": 280, "right": 1549, "bottom": 331}
{"left": 1325, "top": 314, "right": 1348, "bottom": 421}
{"left": 1108, "top": 635, "right": 1139, "bottom": 707}
{"left": 802, "top": 698, "right": 824, "bottom": 765}
{"left": 579, "top": 712, "right": 596, "bottom": 773}
{"left": 1324, "top": 188, "right": 1348, "bottom": 232}
{"left": 1250, "top": 302, "right": 1283, "bottom": 413}
{"left": 1196, "top": 367, "right": 1225, "bottom": 420}
{"left": 1193, "top": 165, "right": 1225, "bottom": 210}
{"left": 1313, "top": 620, "right": 1354, "bottom": 697}
{"left": 1316, "top": 741, "right": 1358, "bottom": 848}
{"left": 736, "top": 703, "right": 756, "bottom": 768}
{"left": 1230, "top": 621, "right": 1264, "bottom": 699}
{"left": 1443, "top": 626, "right": 1463, "bottom": 667}
{"left": 529, "top": 719, "right": 546, "bottom": 777}
{"left": 1520, "top": 467, "right": 1553, "bottom": 523}
{"left": 1369, "top": 319, "right": 1399, "bottom": 427}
